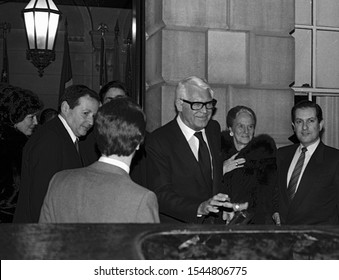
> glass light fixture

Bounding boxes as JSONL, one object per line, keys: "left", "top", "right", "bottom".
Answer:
{"left": 22, "top": 0, "right": 61, "bottom": 77}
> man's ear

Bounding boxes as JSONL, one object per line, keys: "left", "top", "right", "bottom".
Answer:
{"left": 319, "top": 120, "right": 324, "bottom": 131}
{"left": 60, "top": 101, "right": 70, "bottom": 115}
{"left": 175, "top": 98, "right": 183, "bottom": 112}
{"left": 291, "top": 122, "right": 295, "bottom": 132}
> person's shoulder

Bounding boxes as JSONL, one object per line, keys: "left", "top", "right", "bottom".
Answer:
{"left": 207, "top": 119, "right": 221, "bottom": 130}
{"left": 148, "top": 119, "right": 177, "bottom": 139}
{"left": 321, "top": 142, "right": 339, "bottom": 158}
{"left": 277, "top": 143, "right": 296, "bottom": 152}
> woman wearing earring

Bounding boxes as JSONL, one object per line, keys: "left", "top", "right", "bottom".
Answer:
{"left": 221, "top": 105, "right": 277, "bottom": 224}
{"left": 0, "top": 85, "right": 43, "bottom": 222}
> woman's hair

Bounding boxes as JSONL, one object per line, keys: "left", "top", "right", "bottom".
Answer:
{"left": 226, "top": 105, "right": 257, "bottom": 129}
{"left": 0, "top": 85, "right": 43, "bottom": 125}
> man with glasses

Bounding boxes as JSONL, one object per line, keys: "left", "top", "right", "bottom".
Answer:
{"left": 146, "top": 76, "right": 232, "bottom": 224}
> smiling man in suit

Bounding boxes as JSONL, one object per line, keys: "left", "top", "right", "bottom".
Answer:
{"left": 14, "top": 85, "right": 100, "bottom": 222}
{"left": 274, "top": 100, "right": 339, "bottom": 225}
{"left": 146, "top": 76, "right": 232, "bottom": 224}
{"left": 39, "top": 97, "right": 159, "bottom": 223}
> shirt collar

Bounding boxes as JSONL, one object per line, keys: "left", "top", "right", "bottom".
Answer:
{"left": 98, "top": 156, "right": 130, "bottom": 174}
{"left": 176, "top": 115, "right": 206, "bottom": 141}
{"left": 299, "top": 138, "right": 320, "bottom": 155}
{"left": 58, "top": 114, "right": 77, "bottom": 143}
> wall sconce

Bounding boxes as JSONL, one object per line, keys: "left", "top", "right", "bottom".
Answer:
{"left": 22, "top": 0, "right": 61, "bottom": 77}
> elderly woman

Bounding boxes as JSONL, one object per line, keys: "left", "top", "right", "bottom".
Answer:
{"left": 221, "top": 105, "right": 277, "bottom": 224}
{"left": 0, "top": 85, "right": 43, "bottom": 222}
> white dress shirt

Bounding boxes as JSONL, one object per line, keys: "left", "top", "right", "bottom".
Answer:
{"left": 176, "top": 115, "right": 211, "bottom": 161}
{"left": 287, "top": 138, "right": 320, "bottom": 192}
{"left": 58, "top": 114, "right": 77, "bottom": 144}
{"left": 99, "top": 156, "right": 130, "bottom": 174}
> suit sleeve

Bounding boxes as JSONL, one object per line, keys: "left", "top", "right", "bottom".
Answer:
{"left": 135, "top": 191, "right": 160, "bottom": 223}
{"left": 26, "top": 132, "right": 63, "bottom": 222}
{"left": 146, "top": 134, "right": 202, "bottom": 223}
{"left": 38, "top": 175, "right": 57, "bottom": 223}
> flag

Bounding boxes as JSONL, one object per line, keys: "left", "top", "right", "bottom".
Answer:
{"left": 59, "top": 19, "right": 73, "bottom": 101}
{"left": 99, "top": 36, "right": 107, "bottom": 89}
{"left": 112, "top": 20, "right": 120, "bottom": 81}
{"left": 1, "top": 22, "right": 10, "bottom": 84}
{"left": 124, "top": 29, "right": 132, "bottom": 96}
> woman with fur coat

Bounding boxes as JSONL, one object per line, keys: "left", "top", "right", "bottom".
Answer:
{"left": 221, "top": 106, "right": 277, "bottom": 224}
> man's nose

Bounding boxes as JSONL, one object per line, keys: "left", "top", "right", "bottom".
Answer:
{"left": 87, "top": 115, "right": 94, "bottom": 126}
{"left": 302, "top": 121, "right": 308, "bottom": 129}
{"left": 33, "top": 116, "right": 38, "bottom": 125}
{"left": 200, "top": 105, "right": 208, "bottom": 113}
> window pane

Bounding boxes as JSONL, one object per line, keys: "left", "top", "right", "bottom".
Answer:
{"left": 317, "top": 0, "right": 339, "bottom": 27}
{"left": 317, "top": 31, "right": 339, "bottom": 88}
{"left": 294, "top": 29, "right": 312, "bottom": 87}
{"left": 295, "top": 0, "right": 312, "bottom": 25}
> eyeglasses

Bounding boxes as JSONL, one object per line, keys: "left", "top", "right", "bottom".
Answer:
{"left": 181, "top": 99, "right": 217, "bottom": 111}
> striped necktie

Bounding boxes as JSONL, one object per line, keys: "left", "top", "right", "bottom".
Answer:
{"left": 287, "top": 147, "right": 307, "bottom": 201}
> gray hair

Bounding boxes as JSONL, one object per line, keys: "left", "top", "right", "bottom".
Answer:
{"left": 175, "top": 76, "right": 214, "bottom": 101}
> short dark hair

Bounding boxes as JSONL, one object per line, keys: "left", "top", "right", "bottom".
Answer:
{"left": 291, "top": 100, "right": 323, "bottom": 123}
{"left": 0, "top": 85, "right": 43, "bottom": 125}
{"left": 59, "top": 85, "right": 99, "bottom": 110}
{"left": 99, "top": 80, "right": 128, "bottom": 103}
{"left": 40, "top": 108, "right": 58, "bottom": 125}
{"left": 226, "top": 105, "right": 257, "bottom": 129}
{"left": 94, "top": 96, "right": 146, "bottom": 157}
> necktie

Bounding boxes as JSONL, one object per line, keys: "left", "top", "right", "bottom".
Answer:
{"left": 287, "top": 147, "right": 307, "bottom": 201}
{"left": 74, "top": 138, "right": 84, "bottom": 166}
{"left": 74, "top": 138, "right": 80, "bottom": 154}
{"left": 194, "top": 131, "right": 212, "bottom": 187}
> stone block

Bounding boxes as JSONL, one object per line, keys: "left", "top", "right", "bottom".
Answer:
{"left": 145, "top": 85, "right": 176, "bottom": 131}
{"left": 146, "top": 31, "right": 164, "bottom": 86}
{"left": 162, "top": 0, "right": 228, "bottom": 29}
{"left": 208, "top": 30, "right": 247, "bottom": 85}
{"left": 145, "top": 0, "right": 165, "bottom": 36}
{"left": 230, "top": 0, "right": 294, "bottom": 33}
{"left": 211, "top": 87, "right": 228, "bottom": 130}
{"left": 162, "top": 29, "right": 206, "bottom": 82}
{"left": 250, "top": 34, "right": 295, "bottom": 88}
{"left": 227, "top": 87, "right": 294, "bottom": 146}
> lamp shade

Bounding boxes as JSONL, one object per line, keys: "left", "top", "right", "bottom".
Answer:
{"left": 22, "top": 0, "right": 61, "bottom": 76}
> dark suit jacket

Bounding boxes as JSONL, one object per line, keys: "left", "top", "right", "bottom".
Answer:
{"left": 14, "top": 117, "right": 96, "bottom": 223}
{"left": 39, "top": 161, "right": 159, "bottom": 223}
{"left": 277, "top": 142, "right": 339, "bottom": 225}
{"left": 146, "top": 118, "right": 223, "bottom": 223}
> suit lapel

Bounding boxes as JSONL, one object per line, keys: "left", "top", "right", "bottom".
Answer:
{"left": 290, "top": 142, "right": 324, "bottom": 207}
{"left": 171, "top": 120, "right": 211, "bottom": 190}
{"left": 55, "top": 117, "right": 83, "bottom": 166}
{"left": 280, "top": 145, "right": 298, "bottom": 205}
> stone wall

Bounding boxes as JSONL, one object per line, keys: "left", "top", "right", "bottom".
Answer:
{"left": 145, "top": 0, "right": 295, "bottom": 146}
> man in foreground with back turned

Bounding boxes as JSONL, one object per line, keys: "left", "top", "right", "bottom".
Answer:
{"left": 39, "top": 97, "right": 159, "bottom": 223}
{"left": 274, "top": 100, "right": 339, "bottom": 225}
{"left": 146, "top": 76, "right": 238, "bottom": 224}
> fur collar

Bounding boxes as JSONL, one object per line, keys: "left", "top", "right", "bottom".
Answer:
{"left": 221, "top": 132, "right": 276, "bottom": 160}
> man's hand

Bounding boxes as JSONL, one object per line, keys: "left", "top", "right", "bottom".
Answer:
{"left": 223, "top": 202, "right": 249, "bottom": 224}
{"left": 272, "top": 212, "right": 281, "bottom": 226}
{"left": 197, "top": 193, "right": 232, "bottom": 216}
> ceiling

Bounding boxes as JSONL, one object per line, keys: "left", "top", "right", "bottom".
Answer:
{"left": 5, "top": 0, "right": 132, "bottom": 9}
